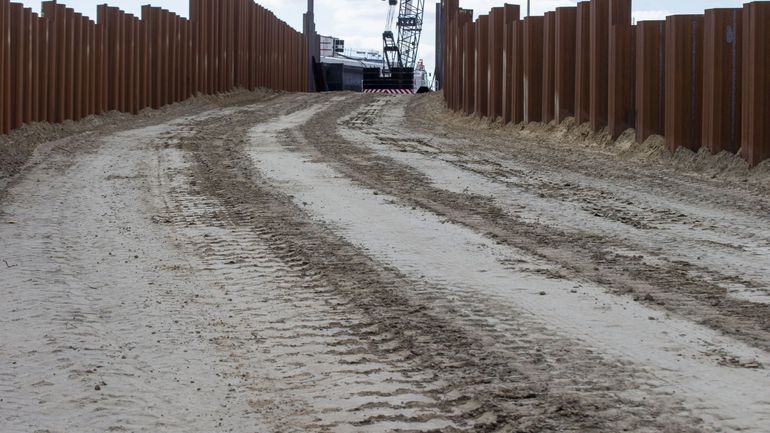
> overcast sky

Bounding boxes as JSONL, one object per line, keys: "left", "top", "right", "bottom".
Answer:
{"left": 18, "top": 0, "right": 747, "bottom": 76}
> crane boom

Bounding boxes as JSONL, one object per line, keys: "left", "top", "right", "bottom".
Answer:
{"left": 382, "top": 0, "right": 425, "bottom": 73}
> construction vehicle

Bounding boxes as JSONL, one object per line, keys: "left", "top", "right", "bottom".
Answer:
{"left": 363, "top": 0, "right": 426, "bottom": 93}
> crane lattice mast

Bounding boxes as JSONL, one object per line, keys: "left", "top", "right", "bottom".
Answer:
{"left": 382, "top": 0, "right": 425, "bottom": 74}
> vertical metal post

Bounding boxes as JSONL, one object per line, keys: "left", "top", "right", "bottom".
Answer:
{"left": 474, "top": 15, "right": 489, "bottom": 118}
{"left": 664, "top": 15, "right": 704, "bottom": 152}
{"left": 462, "top": 19, "right": 475, "bottom": 115}
{"left": 10, "top": 3, "right": 21, "bottom": 129}
{"left": 523, "top": 15, "right": 543, "bottom": 123}
{"left": 555, "top": 6, "right": 576, "bottom": 123}
{"left": 0, "top": 0, "right": 7, "bottom": 133}
{"left": 608, "top": 0, "right": 634, "bottom": 140}
{"left": 487, "top": 7, "right": 504, "bottom": 121}
{"left": 635, "top": 20, "right": 665, "bottom": 144}
{"left": 740, "top": 2, "right": 770, "bottom": 166}
{"left": 501, "top": 4, "right": 520, "bottom": 124}
{"left": 589, "top": 0, "right": 609, "bottom": 131}
{"left": 542, "top": 11, "right": 555, "bottom": 122}
{"left": 574, "top": 1, "right": 590, "bottom": 124}
{"left": 702, "top": 8, "right": 742, "bottom": 155}
{"left": 510, "top": 19, "right": 524, "bottom": 123}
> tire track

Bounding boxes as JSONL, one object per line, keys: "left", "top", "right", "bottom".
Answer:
{"left": 167, "top": 93, "right": 707, "bottom": 432}
{"left": 296, "top": 94, "right": 770, "bottom": 356}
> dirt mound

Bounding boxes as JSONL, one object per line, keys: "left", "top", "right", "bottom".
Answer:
{"left": 0, "top": 88, "right": 277, "bottom": 183}
{"left": 411, "top": 92, "right": 770, "bottom": 187}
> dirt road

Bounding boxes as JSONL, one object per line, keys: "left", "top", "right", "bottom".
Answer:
{"left": 2, "top": 92, "right": 769, "bottom": 432}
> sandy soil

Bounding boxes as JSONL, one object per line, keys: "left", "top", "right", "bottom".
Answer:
{"left": 1, "top": 91, "right": 769, "bottom": 432}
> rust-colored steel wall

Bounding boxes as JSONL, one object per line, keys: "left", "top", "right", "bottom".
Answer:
{"left": 541, "top": 11, "right": 555, "bottom": 123}
{"left": 589, "top": 0, "right": 609, "bottom": 131}
{"left": 523, "top": 15, "right": 543, "bottom": 123}
{"left": 0, "top": 0, "right": 307, "bottom": 136}
{"left": 608, "top": 0, "right": 634, "bottom": 140}
{"left": 475, "top": 15, "right": 489, "bottom": 119}
{"left": 665, "top": 15, "right": 703, "bottom": 152}
{"left": 501, "top": 4, "right": 520, "bottom": 124}
{"left": 487, "top": 7, "right": 504, "bottom": 121}
{"left": 510, "top": 19, "right": 524, "bottom": 124}
{"left": 554, "top": 6, "right": 576, "bottom": 124}
{"left": 437, "top": 0, "right": 770, "bottom": 168}
{"left": 574, "top": 1, "right": 590, "bottom": 125}
{"left": 635, "top": 20, "right": 665, "bottom": 144}
{"left": 703, "top": 8, "right": 742, "bottom": 155}
{"left": 741, "top": 2, "right": 770, "bottom": 166}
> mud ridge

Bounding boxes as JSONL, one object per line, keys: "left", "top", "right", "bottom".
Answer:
{"left": 170, "top": 94, "right": 707, "bottom": 432}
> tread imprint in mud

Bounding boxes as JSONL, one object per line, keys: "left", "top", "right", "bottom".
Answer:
{"left": 158, "top": 96, "right": 708, "bottom": 433}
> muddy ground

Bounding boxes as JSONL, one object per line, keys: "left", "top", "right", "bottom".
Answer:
{"left": 1, "top": 91, "right": 769, "bottom": 432}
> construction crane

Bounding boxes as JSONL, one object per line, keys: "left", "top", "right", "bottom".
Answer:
{"left": 382, "top": 0, "right": 425, "bottom": 75}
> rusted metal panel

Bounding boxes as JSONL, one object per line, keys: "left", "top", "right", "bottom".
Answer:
{"left": 157, "top": 8, "right": 165, "bottom": 107}
{"left": 97, "top": 5, "right": 107, "bottom": 113}
{"left": 31, "top": 13, "right": 39, "bottom": 123}
{"left": 22, "top": 8, "right": 33, "bottom": 125}
{"left": 575, "top": 1, "right": 590, "bottom": 124}
{"left": 128, "top": 15, "right": 137, "bottom": 114}
{"left": 54, "top": 4, "right": 66, "bottom": 122}
{"left": 542, "top": 11, "right": 555, "bottom": 123}
{"left": 510, "top": 19, "right": 524, "bottom": 124}
{"left": 589, "top": 0, "right": 609, "bottom": 131}
{"left": 462, "top": 20, "right": 475, "bottom": 115}
{"left": 10, "top": 3, "right": 23, "bottom": 129}
{"left": 455, "top": 9, "right": 468, "bottom": 112}
{"left": 181, "top": 18, "right": 188, "bottom": 99}
{"left": 65, "top": 7, "right": 74, "bottom": 120}
{"left": 665, "top": 15, "right": 703, "bottom": 152}
{"left": 190, "top": 0, "right": 199, "bottom": 94}
{"left": 73, "top": 13, "right": 82, "bottom": 121}
{"left": 608, "top": 0, "right": 634, "bottom": 140}
{"left": 43, "top": 2, "right": 56, "bottom": 122}
{"left": 474, "top": 15, "right": 489, "bottom": 118}
{"left": 741, "top": 2, "right": 770, "bottom": 166}
{"left": 38, "top": 16, "right": 48, "bottom": 122}
{"left": 134, "top": 19, "right": 143, "bottom": 112}
{"left": 82, "top": 16, "right": 90, "bottom": 119}
{"left": 117, "top": 8, "right": 125, "bottom": 112}
{"left": 501, "top": 4, "right": 520, "bottom": 124}
{"left": 444, "top": 1, "right": 452, "bottom": 106}
{"left": 167, "top": 11, "right": 173, "bottom": 102}
{"left": 105, "top": 7, "right": 116, "bottom": 111}
{"left": 702, "top": 8, "right": 742, "bottom": 155}
{"left": 83, "top": 17, "right": 89, "bottom": 116}
{"left": 90, "top": 22, "right": 97, "bottom": 115}
{"left": 487, "top": 7, "right": 504, "bottom": 121}
{"left": 163, "top": 10, "right": 171, "bottom": 106}
{"left": 523, "top": 15, "right": 543, "bottom": 123}
{"left": 449, "top": 8, "right": 461, "bottom": 109}
{"left": 635, "top": 20, "right": 665, "bottom": 143}
{"left": 555, "top": 6, "right": 576, "bottom": 124}
{"left": 0, "top": 0, "right": 7, "bottom": 133}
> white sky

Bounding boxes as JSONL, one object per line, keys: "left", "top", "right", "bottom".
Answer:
{"left": 18, "top": 0, "right": 747, "bottom": 77}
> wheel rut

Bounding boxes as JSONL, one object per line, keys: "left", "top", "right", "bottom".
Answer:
{"left": 161, "top": 94, "right": 707, "bottom": 432}
{"left": 296, "top": 94, "right": 770, "bottom": 355}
